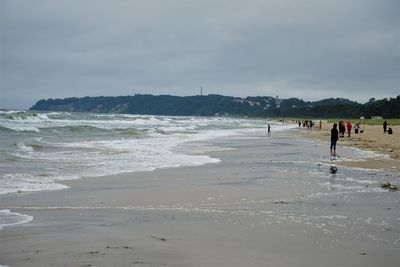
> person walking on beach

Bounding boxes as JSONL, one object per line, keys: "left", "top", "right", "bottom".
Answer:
{"left": 331, "top": 123, "right": 339, "bottom": 157}
{"left": 383, "top": 121, "right": 388, "bottom": 133}
{"left": 267, "top": 124, "right": 271, "bottom": 136}
{"left": 346, "top": 121, "right": 352, "bottom": 137}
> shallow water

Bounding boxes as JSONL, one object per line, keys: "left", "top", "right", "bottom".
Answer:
{"left": 166, "top": 133, "right": 400, "bottom": 249}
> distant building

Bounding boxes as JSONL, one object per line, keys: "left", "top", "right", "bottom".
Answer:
{"left": 233, "top": 98, "right": 259, "bottom": 106}
{"left": 275, "top": 96, "right": 283, "bottom": 109}
{"left": 371, "top": 116, "right": 383, "bottom": 120}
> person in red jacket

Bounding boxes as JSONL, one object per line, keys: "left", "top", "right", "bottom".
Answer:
{"left": 346, "top": 121, "right": 352, "bottom": 137}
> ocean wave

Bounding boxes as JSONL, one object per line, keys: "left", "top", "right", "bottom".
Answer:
{"left": 114, "top": 127, "right": 148, "bottom": 136}
{"left": 2, "top": 112, "right": 49, "bottom": 121}
{"left": 43, "top": 124, "right": 148, "bottom": 137}
{"left": 0, "top": 110, "right": 26, "bottom": 115}
{"left": 0, "top": 173, "right": 69, "bottom": 195}
{"left": 0, "top": 114, "right": 280, "bottom": 197}
{"left": 0, "top": 209, "right": 33, "bottom": 230}
{"left": 0, "top": 125, "right": 40, "bottom": 133}
{"left": 65, "top": 125, "right": 109, "bottom": 133}
{"left": 89, "top": 114, "right": 174, "bottom": 125}
{"left": 12, "top": 142, "right": 45, "bottom": 154}
{"left": 16, "top": 142, "right": 34, "bottom": 152}
{"left": 45, "top": 112, "right": 70, "bottom": 116}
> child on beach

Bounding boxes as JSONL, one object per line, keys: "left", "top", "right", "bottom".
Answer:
{"left": 331, "top": 123, "right": 339, "bottom": 157}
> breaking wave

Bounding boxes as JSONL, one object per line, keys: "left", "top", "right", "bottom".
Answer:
{"left": 0, "top": 209, "right": 33, "bottom": 230}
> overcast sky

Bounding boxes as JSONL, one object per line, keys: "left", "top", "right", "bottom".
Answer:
{"left": 1, "top": 0, "right": 399, "bottom": 108}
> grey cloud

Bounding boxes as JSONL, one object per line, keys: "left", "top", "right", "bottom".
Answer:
{"left": 1, "top": 0, "right": 399, "bottom": 108}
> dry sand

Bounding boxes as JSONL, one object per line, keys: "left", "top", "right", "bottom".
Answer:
{"left": 298, "top": 123, "right": 400, "bottom": 172}
{"left": 1, "top": 131, "right": 399, "bottom": 267}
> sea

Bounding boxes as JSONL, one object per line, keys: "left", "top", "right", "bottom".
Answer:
{"left": 0, "top": 110, "right": 293, "bottom": 229}
{"left": 2, "top": 109, "right": 400, "bottom": 265}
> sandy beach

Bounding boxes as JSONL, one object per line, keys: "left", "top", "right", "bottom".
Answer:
{"left": 1, "top": 130, "right": 399, "bottom": 267}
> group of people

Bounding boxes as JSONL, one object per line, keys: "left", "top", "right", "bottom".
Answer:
{"left": 331, "top": 120, "right": 361, "bottom": 156}
{"left": 330, "top": 121, "right": 352, "bottom": 156}
{"left": 331, "top": 120, "right": 393, "bottom": 157}
{"left": 338, "top": 120, "right": 355, "bottom": 137}
{"left": 298, "top": 120, "right": 323, "bottom": 130}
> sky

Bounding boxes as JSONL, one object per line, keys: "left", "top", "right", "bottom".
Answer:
{"left": 1, "top": 0, "right": 399, "bottom": 109}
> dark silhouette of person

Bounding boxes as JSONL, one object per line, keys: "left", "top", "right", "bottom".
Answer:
{"left": 338, "top": 120, "right": 345, "bottom": 138}
{"left": 383, "top": 121, "right": 388, "bottom": 133}
{"left": 331, "top": 123, "right": 339, "bottom": 156}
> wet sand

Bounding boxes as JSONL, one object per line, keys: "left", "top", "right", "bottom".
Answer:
{"left": 1, "top": 131, "right": 399, "bottom": 266}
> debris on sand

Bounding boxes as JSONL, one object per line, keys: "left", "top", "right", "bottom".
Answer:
{"left": 381, "top": 182, "right": 398, "bottom": 191}
{"left": 150, "top": 235, "right": 167, "bottom": 242}
{"left": 330, "top": 166, "right": 338, "bottom": 174}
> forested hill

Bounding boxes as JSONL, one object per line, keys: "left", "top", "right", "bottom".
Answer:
{"left": 30, "top": 94, "right": 400, "bottom": 118}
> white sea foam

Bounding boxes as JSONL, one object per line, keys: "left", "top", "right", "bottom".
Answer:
{"left": 46, "top": 112, "right": 67, "bottom": 116}
{"left": 337, "top": 148, "right": 390, "bottom": 162}
{"left": 16, "top": 142, "right": 34, "bottom": 152}
{"left": 0, "top": 173, "right": 69, "bottom": 195}
{"left": 342, "top": 177, "right": 376, "bottom": 185}
{"left": 0, "top": 209, "right": 33, "bottom": 230}
{"left": 38, "top": 133, "right": 222, "bottom": 178}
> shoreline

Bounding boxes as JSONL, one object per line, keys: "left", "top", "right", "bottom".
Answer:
{"left": 1, "top": 129, "right": 399, "bottom": 266}
{"left": 296, "top": 123, "right": 400, "bottom": 172}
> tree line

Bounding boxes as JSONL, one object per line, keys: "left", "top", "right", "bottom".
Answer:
{"left": 30, "top": 94, "right": 400, "bottom": 118}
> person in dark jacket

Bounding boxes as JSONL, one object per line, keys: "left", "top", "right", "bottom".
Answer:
{"left": 383, "top": 121, "right": 388, "bottom": 133}
{"left": 338, "top": 120, "right": 345, "bottom": 138}
{"left": 331, "top": 123, "right": 339, "bottom": 156}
